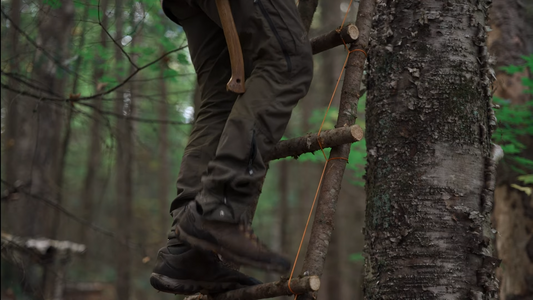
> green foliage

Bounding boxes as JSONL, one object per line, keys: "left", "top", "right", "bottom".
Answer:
{"left": 43, "top": 0, "right": 61, "bottom": 9}
{"left": 499, "top": 55, "right": 533, "bottom": 95}
{"left": 349, "top": 252, "right": 364, "bottom": 262}
{"left": 492, "top": 54, "right": 533, "bottom": 175}
{"left": 518, "top": 174, "right": 533, "bottom": 184}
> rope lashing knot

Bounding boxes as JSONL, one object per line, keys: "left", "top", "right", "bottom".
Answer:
{"left": 328, "top": 157, "right": 349, "bottom": 163}
{"left": 349, "top": 48, "right": 367, "bottom": 57}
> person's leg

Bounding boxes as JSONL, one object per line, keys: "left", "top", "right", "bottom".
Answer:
{"left": 167, "top": 1, "right": 246, "bottom": 213}
{"left": 151, "top": 0, "right": 259, "bottom": 294}
{"left": 177, "top": 0, "right": 313, "bottom": 271}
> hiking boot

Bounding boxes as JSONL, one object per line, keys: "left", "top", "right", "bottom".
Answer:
{"left": 150, "top": 244, "right": 261, "bottom": 294}
{"left": 150, "top": 207, "right": 261, "bottom": 295}
{"left": 176, "top": 201, "right": 291, "bottom": 273}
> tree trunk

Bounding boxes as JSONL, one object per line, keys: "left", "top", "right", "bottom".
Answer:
{"left": 31, "top": 0, "right": 75, "bottom": 239}
{"left": 158, "top": 55, "right": 170, "bottom": 234}
{"left": 1, "top": 0, "right": 39, "bottom": 296}
{"left": 80, "top": 0, "right": 109, "bottom": 247}
{"left": 487, "top": 1, "right": 533, "bottom": 299}
{"left": 493, "top": 186, "right": 533, "bottom": 299}
{"left": 30, "top": 2, "right": 76, "bottom": 298}
{"left": 113, "top": 0, "right": 132, "bottom": 298}
{"left": 54, "top": 0, "right": 90, "bottom": 242}
{"left": 364, "top": 0, "right": 499, "bottom": 298}
{"left": 2, "top": 0, "right": 33, "bottom": 237}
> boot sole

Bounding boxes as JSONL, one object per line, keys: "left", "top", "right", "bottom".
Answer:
{"left": 150, "top": 273, "right": 244, "bottom": 295}
{"left": 177, "top": 225, "right": 290, "bottom": 273}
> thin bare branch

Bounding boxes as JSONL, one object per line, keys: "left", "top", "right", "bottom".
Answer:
{"left": 78, "top": 102, "right": 192, "bottom": 125}
{"left": 0, "top": 46, "right": 188, "bottom": 102}
{"left": 97, "top": 0, "right": 138, "bottom": 69}
{"left": 1, "top": 71, "right": 62, "bottom": 97}
{"left": 0, "top": 7, "right": 93, "bottom": 85}
{"left": 0, "top": 179, "right": 147, "bottom": 256}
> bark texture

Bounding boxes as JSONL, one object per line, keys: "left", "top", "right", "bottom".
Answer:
{"left": 364, "top": 0, "right": 499, "bottom": 298}
{"left": 487, "top": 1, "right": 533, "bottom": 299}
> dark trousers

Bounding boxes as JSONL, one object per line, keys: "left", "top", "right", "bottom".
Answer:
{"left": 162, "top": 0, "right": 313, "bottom": 223}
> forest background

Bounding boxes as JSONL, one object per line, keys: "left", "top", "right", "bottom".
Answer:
{"left": 0, "top": 0, "right": 532, "bottom": 299}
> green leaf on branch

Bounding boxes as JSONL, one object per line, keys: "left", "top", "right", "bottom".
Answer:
{"left": 499, "top": 65, "right": 524, "bottom": 75}
{"left": 349, "top": 252, "right": 364, "bottom": 262}
{"left": 177, "top": 52, "right": 189, "bottom": 65}
{"left": 517, "top": 174, "right": 533, "bottom": 185}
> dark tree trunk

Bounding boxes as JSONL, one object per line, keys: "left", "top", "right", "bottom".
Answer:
{"left": 1, "top": 0, "right": 39, "bottom": 296}
{"left": 113, "top": 0, "right": 132, "bottom": 298}
{"left": 364, "top": 0, "right": 499, "bottom": 298}
{"left": 80, "top": 0, "right": 109, "bottom": 247}
{"left": 2, "top": 0, "right": 33, "bottom": 237}
{"left": 31, "top": 0, "right": 75, "bottom": 239}
{"left": 488, "top": 1, "right": 533, "bottom": 299}
{"left": 30, "top": 2, "right": 75, "bottom": 298}
{"left": 54, "top": 0, "right": 90, "bottom": 241}
{"left": 158, "top": 56, "right": 170, "bottom": 234}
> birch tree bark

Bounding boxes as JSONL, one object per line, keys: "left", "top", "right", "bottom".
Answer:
{"left": 364, "top": 0, "right": 499, "bottom": 298}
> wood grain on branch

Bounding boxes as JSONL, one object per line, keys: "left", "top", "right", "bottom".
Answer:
{"left": 310, "top": 24, "right": 359, "bottom": 55}
{"left": 267, "top": 125, "right": 363, "bottom": 161}
{"left": 184, "top": 276, "right": 320, "bottom": 300}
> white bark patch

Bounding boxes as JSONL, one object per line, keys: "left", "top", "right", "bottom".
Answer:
{"left": 421, "top": 143, "right": 484, "bottom": 195}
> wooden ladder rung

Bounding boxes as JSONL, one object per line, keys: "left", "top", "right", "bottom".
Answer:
{"left": 184, "top": 276, "right": 320, "bottom": 300}
{"left": 268, "top": 124, "right": 363, "bottom": 161}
